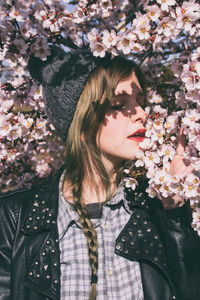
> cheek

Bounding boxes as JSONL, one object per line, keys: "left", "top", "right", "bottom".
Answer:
{"left": 97, "top": 115, "right": 125, "bottom": 144}
{"left": 101, "top": 116, "right": 122, "bottom": 136}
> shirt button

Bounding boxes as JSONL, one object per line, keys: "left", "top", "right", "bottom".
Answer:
{"left": 107, "top": 269, "right": 112, "bottom": 277}
{"left": 104, "top": 223, "right": 110, "bottom": 229}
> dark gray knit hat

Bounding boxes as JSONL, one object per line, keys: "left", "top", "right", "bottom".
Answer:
{"left": 28, "top": 46, "right": 112, "bottom": 140}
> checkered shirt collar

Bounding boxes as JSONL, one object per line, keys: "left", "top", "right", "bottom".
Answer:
{"left": 58, "top": 171, "right": 132, "bottom": 240}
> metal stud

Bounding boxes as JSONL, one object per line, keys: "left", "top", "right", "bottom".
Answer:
{"left": 130, "top": 241, "right": 135, "bottom": 246}
{"left": 138, "top": 229, "right": 142, "bottom": 234}
{"left": 52, "top": 220, "right": 56, "bottom": 224}
{"left": 35, "top": 261, "right": 39, "bottom": 265}
{"left": 29, "top": 272, "right": 33, "bottom": 276}
{"left": 53, "top": 263, "right": 58, "bottom": 267}
{"left": 121, "top": 235, "right": 126, "bottom": 242}
{"left": 34, "top": 226, "right": 38, "bottom": 230}
{"left": 154, "top": 235, "right": 159, "bottom": 240}
{"left": 128, "top": 229, "right": 133, "bottom": 236}
{"left": 51, "top": 249, "right": 55, "bottom": 254}
{"left": 54, "top": 280, "right": 58, "bottom": 284}
{"left": 133, "top": 221, "right": 137, "bottom": 225}
{"left": 116, "top": 243, "right": 122, "bottom": 251}
{"left": 46, "top": 220, "right": 50, "bottom": 224}
{"left": 36, "top": 274, "right": 40, "bottom": 278}
{"left": 136, "top": 214, "right": 140, "bottom": 218}
{"left": 32, "top": 208, "right": 36, "bottom": 213}
{"left": 42, "top": 251, "right": 46, "bottom": 256}
{"left": 26, "top": 225, "right": 30, "bottom": 228}
{"left": 154, "top": 256, "right": 158, "bottom": 261}
{"left": 143, "top": 220, "right": 147, "bottom": 225}
{"left": 48, "top": 213, "right": 52, "bottom": 217}
{"left": 46, "top": 240, "right": 50, "bottom": 245}
{"left": 146, "top": 228, "right": 151, "bottom": 232}
{"left": 46, "top": 275, "right": 50, "bottom": 279}
{"left": 36, "top": 216, "right": 40, "bottom": 220}
{"left": 42, "top": 201, "right": 45, "bottom": 204}
{"left": 35, "top": 194, "right": 39, "bottom": 198}
{"left": 29, "top": 217, "right": 33, "bottom": 221}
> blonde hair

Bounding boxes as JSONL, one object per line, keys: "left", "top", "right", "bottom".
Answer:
{"left": 64, "top": 57, "right": 145, "bottom": 299}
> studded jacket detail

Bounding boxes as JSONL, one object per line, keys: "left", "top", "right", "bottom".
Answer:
{"left": 0, "top": 172, "right": 199, "bottom": 300}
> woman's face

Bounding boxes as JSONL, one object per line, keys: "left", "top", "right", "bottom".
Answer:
{"left": 97, "top": 70, "right": 146, "bottom": 171}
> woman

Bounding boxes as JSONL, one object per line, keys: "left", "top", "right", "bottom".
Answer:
{"left": 0, "top": 47, "right": 199, "bottom": 300}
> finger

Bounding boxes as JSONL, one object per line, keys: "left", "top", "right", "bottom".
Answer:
{"left": 176, "top": 128, "right": 186, "bottom": 155}
{"left": 183, "top": 164, "right": 194, "bottom": 177}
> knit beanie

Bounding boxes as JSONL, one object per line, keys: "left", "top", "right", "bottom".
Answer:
{"left": 28, "top": 46, "right": 112, "bottom": 140}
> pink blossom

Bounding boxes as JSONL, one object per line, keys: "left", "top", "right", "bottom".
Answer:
{"left": 157, "top": 0, "right": 176, "bottom": 11}
{"left": 144, "top": 151, "right": 160, "bottom": 167}
{"left": 73, "top": 8, "right": 86, "bottom": 24}
{"left": 157, "top": 17, "right": 177, "bottom": 38}
{"left": 124, "top": 177, "right": 138, "bottom": 190}
{"left": 145, "top": 4, "right": 161, "bottom": 22}
{"left": 9, "top": 7, "right": 27, "bottom": 22}
{"left": 117, "top": 34, "right": 134, "bottom": 55}
{"left": 35, "top": 159, "right": 52, "bottom": 178}
{"left": 102, "top": 30, "right": 117, "bottom": 48}
{"left": 164, "top": 114, "right": 179, "bottom": 134}
{"left": 0, "top": 99, "right": 14, "bottom": 113}
{"left": 157, "top": 144, "right": 176, "bottom": 161}
{"left": 90, "top": 42, "right": 107, "bottom": 57}
{"left": 132, "top": 13, "right": 151, "bottom": 40}
{"left": 183, "top": 173, "right": 200, "bottom": 198}
{"left": 148, "top": 90, "right": 163, "bottom": 104}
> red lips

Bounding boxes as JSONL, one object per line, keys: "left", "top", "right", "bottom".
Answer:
{"left": 127, "top": 129, "right": 146, "bottom": 143}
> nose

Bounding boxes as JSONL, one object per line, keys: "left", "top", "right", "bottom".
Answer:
{"left": 131, "top": 105, "right": 147, "bottom": 123}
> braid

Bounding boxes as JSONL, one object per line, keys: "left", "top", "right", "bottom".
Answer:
{"left": 74, "top": 200, "right": 98, "bottom": 300}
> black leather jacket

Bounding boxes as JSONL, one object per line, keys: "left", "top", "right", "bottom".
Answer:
{"left": 0, "top": 172, "right": 200, "bottom": 300}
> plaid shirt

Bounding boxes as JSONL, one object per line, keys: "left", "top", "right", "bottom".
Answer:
{"left": 57, "top": 174, "right": 144, "bottom": 299}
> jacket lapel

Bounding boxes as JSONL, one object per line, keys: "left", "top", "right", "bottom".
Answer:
{"left": 115, "top": 186, "right": 175, "bottom": 293}
{"left": 21, "top": 173, "right": 61, "bottom": 300}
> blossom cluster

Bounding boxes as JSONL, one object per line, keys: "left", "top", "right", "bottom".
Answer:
{"left": 124, "top": 46, "right": 200, "bottom": 235}
{"left": 0, "top": 0, "right": 200, "bottom": 235}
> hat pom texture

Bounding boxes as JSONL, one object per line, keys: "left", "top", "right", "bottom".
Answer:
{"left": 28, "top": 47, "right": 104, "bottom": 140}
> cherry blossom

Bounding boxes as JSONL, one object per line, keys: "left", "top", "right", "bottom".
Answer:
{"left": 156, "top": 0, "right": 176, "bottom": 11}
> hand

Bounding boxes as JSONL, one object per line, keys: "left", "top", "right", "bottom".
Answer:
{"left": 162, "top": 128, "right": 194, "bottom": 210}
{"left": 170, "top": 128, "right": 194, "bottom": 177}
